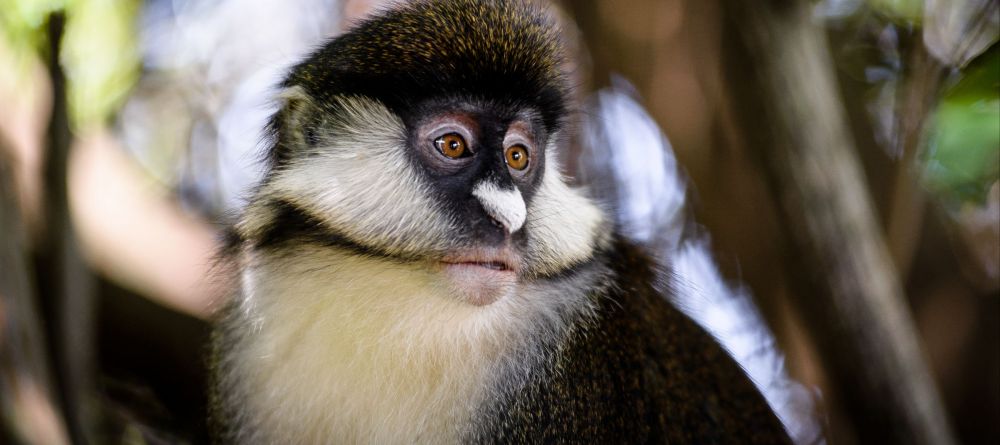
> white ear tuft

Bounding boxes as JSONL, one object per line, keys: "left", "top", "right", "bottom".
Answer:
{"left": 277, "top": 85, "right": 310, "bottom": 102}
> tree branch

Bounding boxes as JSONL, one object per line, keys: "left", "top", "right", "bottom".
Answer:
{"left": 717, "top": 1, "right": 957, "bottom": 443}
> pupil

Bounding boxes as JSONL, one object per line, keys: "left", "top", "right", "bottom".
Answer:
{"left": 512, "top": 151, "right": 521, "bottom": 160}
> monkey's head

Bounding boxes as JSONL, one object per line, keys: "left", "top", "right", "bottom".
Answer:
{"left": 239, "top": 0, "right": 607, "bottom": 305}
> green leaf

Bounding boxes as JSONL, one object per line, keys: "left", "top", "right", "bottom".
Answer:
{"left": 924, "top": 47, "right": 1000, "bottom": 205}
{"left": 62, "top": 0, "right": 141, "bottom": 127}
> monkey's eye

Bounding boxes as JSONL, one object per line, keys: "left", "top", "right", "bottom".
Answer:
{"left": 505, "top": 144, "right": 529, "bottom": 170}
{"left": 434, "top": 133, "right": 468, "bottom": 159}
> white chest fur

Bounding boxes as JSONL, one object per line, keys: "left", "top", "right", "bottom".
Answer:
{"left": 220, "top": 246, "right": 593, "bottom": 444}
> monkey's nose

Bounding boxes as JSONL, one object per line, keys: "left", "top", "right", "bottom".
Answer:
{"left": 472, "top": 181, "right": 526, "bottom": 233}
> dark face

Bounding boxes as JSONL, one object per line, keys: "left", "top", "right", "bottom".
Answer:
{"left": 403, "top": 98, "right": 549, "bottom": 250}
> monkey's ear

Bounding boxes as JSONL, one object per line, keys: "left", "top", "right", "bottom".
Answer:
{"left": 269, "top": 85, "right": 318, "bottom": 167}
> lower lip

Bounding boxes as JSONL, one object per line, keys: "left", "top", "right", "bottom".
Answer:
{"left": 440, "top": 263, "right": 517, "bottom": 306}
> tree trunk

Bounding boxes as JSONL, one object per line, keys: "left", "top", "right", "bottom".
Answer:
{"left": 33, "top": 13, "right": 99, "bottom": 444}
{"left": 717, "top": 1, "right": 957, "bottom": 444}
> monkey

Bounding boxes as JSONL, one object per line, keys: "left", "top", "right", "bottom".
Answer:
{"left": 209, "top": 0, "right": 793, "bottom": 443}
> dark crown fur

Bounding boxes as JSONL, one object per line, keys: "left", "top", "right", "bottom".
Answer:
{"left": 266, "top": 0, "right": 569, "bottom": 168}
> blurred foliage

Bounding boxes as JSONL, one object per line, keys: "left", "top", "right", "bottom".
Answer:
{"left": 869, "top": 0, "right": 925, "bottom": 23}
{"left": 0, "top": 0, "right": 140, "bottom": 127}
{"left": 824, "top": 0, "right": 998, "bottom": 208}
{"left": 0, "top": 0, "right": 63, "bottom": 88}
{"left": 0, "top": 0, "right": 65, "bottom": 48}
{"left": 925, "top": 46, "right": 1000, "bottom": 206}
{"left": 62, "top": 0, "right": 141, "bottom": 127}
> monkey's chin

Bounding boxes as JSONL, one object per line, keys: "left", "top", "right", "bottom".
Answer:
{"left": 440, "top": 263, "right": 517, "bottom": 306}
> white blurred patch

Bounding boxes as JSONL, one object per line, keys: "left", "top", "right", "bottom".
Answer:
{"left": 122, "top": 0, "right": 341, "bottom": 215}
{"left": 579, "top": 77, "right": 823, "bottom": 445}
{"left": 579, "top": 77, "right": 686, "bottom": 250}
{"left": 813, "top": 0, "right": 863, "bottom": 20}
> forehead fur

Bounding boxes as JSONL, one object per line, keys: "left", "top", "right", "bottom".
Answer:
{"left": 284, "top": 0, "right": 567, "bottom": 128}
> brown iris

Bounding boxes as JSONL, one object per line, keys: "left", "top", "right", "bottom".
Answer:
{"left": 505, "top": 144, "right": 529, "bottom": 170}
{"left": 434, "top": 133, "right": 467, "bottom": 158}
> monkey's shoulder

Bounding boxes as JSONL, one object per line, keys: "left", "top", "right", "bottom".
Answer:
{"left": 476, "top": 238, "right": 792, "bottom": 444}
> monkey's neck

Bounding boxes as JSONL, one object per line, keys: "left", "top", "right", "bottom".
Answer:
{"left": 221, "top": 245, "right": 599, "bottom": 443}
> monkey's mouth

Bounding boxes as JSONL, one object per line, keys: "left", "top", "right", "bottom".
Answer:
{"left": 442, "top": 260, "right": 511, "bottom": 271}
{"left": 438, "top": 248, "right": 520, "bottom": 274}
{"left": 438, "top": 250, "right": 520, "bottom": 306}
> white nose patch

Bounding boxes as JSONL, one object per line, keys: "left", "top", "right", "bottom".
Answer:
{"left": 473, "top": 181, "right": 526, "bottom": 233}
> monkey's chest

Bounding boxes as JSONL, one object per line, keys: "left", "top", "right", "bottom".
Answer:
{"left": 222, "top": 255, "right": 543, "bottom": 444}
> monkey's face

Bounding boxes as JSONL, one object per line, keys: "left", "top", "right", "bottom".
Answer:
{"left": 406, "top": 99, "right": 546, "bottom": 304}
{"left": 242, "top": 91, "right": 604, "bottom": 306}
{"left": 237, "top": 0, "right": 607, "bottom": 306}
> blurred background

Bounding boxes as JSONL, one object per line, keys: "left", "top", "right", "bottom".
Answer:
{"left": 0, "top": 0, "right": 996, "bottom": 443}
